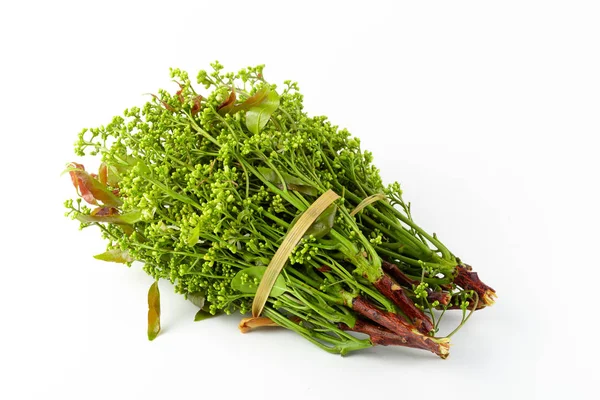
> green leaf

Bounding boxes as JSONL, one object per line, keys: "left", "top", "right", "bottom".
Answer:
{"left": 231, "top": 266, "right": 287, "bottom": 298}
{"left": 147, "top": 281, "right": 161, "bottom": 341}
{"left": 76, "top": 210, "right": 142, "bottom": 225}
{"left": 111, "top": 153, "right": 139, "bottom": 169}
{"left": 245, "top": 89, "right": 280, "bottom": 135}
{"left": 189, "top": 293, "right": 217, "bottom": 322}
{"left": 93, "top": 249, "right": 133, "bottom": 264}
{"left": 187, "top": 292, "right": 205, "bottom": 309}
{"left": 230, "top": 87, "right": 268, "bottom": 114}
{"left": 286, "top": 183, "right": 318, "bottom": 196}
{"left": 304, "top": 204, "right": 337, "bottom": 239}
{"left": 120, "top": 210, "right": 143, "bottom": 224}
{"left": 257, "top": 167, "right": 317, "bottom": 196}
{"left": 186, "top": 224, "right": 200, "bottom": 247}
{"left": 194, "top": 310, "right": 214, "bottom": 322}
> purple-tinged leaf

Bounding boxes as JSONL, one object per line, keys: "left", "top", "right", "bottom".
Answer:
{"left": 217, "top": 88, "right": 236, "bottom": 115}
{"left": 68, "top": 163, "right": 122, "bottom": 207}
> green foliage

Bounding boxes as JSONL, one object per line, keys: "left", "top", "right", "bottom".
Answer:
{"left": 231, "top": 266, "right": 287, "bottom": 297}
{"left": 245, "top": 88, "right": 280, "bottom": 135}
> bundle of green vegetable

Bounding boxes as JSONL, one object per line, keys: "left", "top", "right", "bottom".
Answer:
{"left": 64, "top": 62, "right": 496, "bottom": 358}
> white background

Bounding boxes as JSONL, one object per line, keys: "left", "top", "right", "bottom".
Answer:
{"left": 1, "top": 1, "right": 598, "bottom": 399}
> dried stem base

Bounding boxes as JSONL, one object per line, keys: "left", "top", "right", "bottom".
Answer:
{"left": 351, "top": 296, "right": 449, "bottom": 358}
{"left": 455, "top": 265, "right": 497, "bottom": 306}
{"left": 373, "top": 274, "right": 434, "bottom": 334}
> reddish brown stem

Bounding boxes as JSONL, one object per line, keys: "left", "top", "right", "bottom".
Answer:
{"left": 428, "top": 291, "right": 452, "bottom": 305}
{"left": 454, "top": 265, "right": 497, "bottom": 306}
{"left": 382, "top": 260, "right": 419, "bottom": 286}
{"left": 338, "top": 320, "right": 409, "bottom": 346}
{"left": 351, "top": 296, "right": 449, "bottom": 358}
{"left": 373, "top": 274, "right": 434, "bottom": 334}
{"left": 340, "top": 320, "right": 448, "bottom": 359}
{"left": 382, "top": 260, "right": 451, "bottom": 305}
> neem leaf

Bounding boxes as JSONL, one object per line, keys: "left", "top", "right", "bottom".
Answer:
{"left": 101, "top": 163, "right": 126, "bottom": 187}
{"left": 147, "top": 281, "right": 161, "bottom": 341}
{"left": 194, "top": 310, "right": 214, "bottom": 322}
{"left": 286, "top": 183, "right": 318, "bottom": 196}
{"left": 241, "top": 87, "right": 268, "bottom": 107}
{"left": 304, "top": 204, "right": 337, "bottom": 239}
{"left": 217, "top": 87, "right": 236, "bottom": 115}
{"left": 257, "top": 167, "right": 318, "bottom": 196}
{"left": 98, "top": 163, "right": 108, "bottom": 185}
{"left": 68, "top": 163, "right": 122, "bottom": 207}
{"left": 187, "top": 292, "right": 205, "bottom": 309}
{"left": 231, "top": 266, "right": 287, "bottom": 298}
{"left": 93, "top": 249, "right": 133, "bottom": 264}
{"left": 175, "top": 82, "right": 185, "bottom": 103}
{"left": 189, "top": 293, "right": 217, "bottom": 322}
{"left": 230, "top": 87, "right": 268, "bottom": 114}
{"left": 119, "top": 210, "right": 143, "bottom": 224}
{"left": 245, "top": 89, "right": 280, "bottom": 135}
{"left": 191, "top": 95, "right": 203, "bottom": 116}
{"left": 90, "top": 207, "right": 119, "bottom": 217}
{"left": 67, "top": 163, "right": 97, "bottom": 205}
{"left": 186, "top": 224, "right": 200, "bottom": 247}
{"left": 76, "top": 210, "right": 142, "bottom": 225}
{"left": 149, "top": 93, "right": 175, "bottom": 112}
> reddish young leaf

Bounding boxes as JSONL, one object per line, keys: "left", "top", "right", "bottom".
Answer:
{"left": 67, "top": 165, "right": 80, "bottom": 190}
{"left": 149, "top": 94, "right": 175, "bottom": 112}
{"left": 191, "top": 95, "right": 202, "bottom": 116}
{"left": 90, "top": 207, "right": 119, "bottom": 217}
{"left": 69, "top": 163, "right": 97, "bottom": 205}
{"left": 217, "top": 88, "right": 236, "bottom": 115}
{"left": 175, "top": 82, "right": 185, "bottom": 103}
{"left": 98, "top": 163, "right": 108, "bottom": 185}
{"left": 68, "top": 163, "right": 122, "bottom": 207}
{"left": 230, "top": 87, "right": 268, "bottom": 114}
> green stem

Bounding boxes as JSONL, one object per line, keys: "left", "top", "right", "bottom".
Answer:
{"left": 241, "top": 159, "right": 306, "bottom": 211}
{"left": 382, "top": 201, "right": 452, "bottom": 259}
{"left": 251, "top": 203, "right": 290, "bottom": 229}
{"left": 375, "top": 246, "right": 455, "bottom": 276}
{"left": 343, "top": 188, "right": 433, "bottom": 258}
